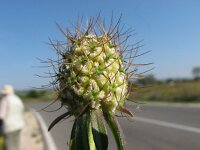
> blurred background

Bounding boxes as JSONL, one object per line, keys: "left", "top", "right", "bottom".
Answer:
{"left": 0, "top": 0, "right": 200, "bottom": 150}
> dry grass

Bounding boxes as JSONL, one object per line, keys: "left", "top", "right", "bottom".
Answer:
{"left": 129, "top": 80, "right": 200, "bottom": 103}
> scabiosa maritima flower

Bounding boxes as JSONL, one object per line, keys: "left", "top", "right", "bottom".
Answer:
{"left": 46, "top": 15, "right": 148, "bottom": 150}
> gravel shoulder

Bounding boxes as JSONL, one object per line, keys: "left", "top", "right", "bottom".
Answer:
{"left": 20, "top": 111, "right": 44, "bottom": 150}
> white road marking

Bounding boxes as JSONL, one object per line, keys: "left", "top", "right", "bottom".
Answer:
{"left": 33, "top": 111, "right": 58, "bottom": 150}
{"left": 134, "top": 117, "right": 200, "bottom": 134}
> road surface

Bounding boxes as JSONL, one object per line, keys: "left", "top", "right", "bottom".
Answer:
{"left": 28, "top": 102, "right": 200, "bottom": 150}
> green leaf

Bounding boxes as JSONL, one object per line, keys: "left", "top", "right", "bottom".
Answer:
{"left": 88, "top": 116, "right": 96, "bottom": 150}
{"left": 69, "top": 117, "right": 83, "bottom": 150}
{"left": 103, "top": 112, "right": 126, "bottom": 150}
{"left": 91, "top": 110, "right": 108, "bottom": 150}
{"left": 69, "top": 112, "right": 96, "bottom": 150}
{"left": 81, "top": 114, "right": 90, "bottom": 150}
{"left": 69, "top": 120, "right": 76, "bottom": 149}
{"left": 48, "top": 111, "right": 72, "bottom": 131}
{"left": 69, "top": 119, "right": 76, "bottom": 149}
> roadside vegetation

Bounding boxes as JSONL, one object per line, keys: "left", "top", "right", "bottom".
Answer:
{"left": 129, "top": 74, "right": 200, "bottom": 103}
{"left": 16, "top": 89, "right": 57, "bottom": 103}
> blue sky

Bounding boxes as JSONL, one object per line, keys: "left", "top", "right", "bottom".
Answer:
{"left": 0, "top": 0, "right": 200, "bottom": 89}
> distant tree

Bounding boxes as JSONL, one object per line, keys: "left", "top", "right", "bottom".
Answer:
{"left": 165, "top": 78, "right": 174, "bottom": 83}
{"left": 26, "top": 90, "right": 47, "bottom": 98}
{"left": 137, "top": 74, "right": 156, "bottom": 85}
{"left": 192, "top": 67, "right": 200, "bottom": 80}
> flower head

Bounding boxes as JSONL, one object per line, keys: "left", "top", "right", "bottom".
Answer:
{"left": 46, "top": 15, "right": 146, "bottom": 150}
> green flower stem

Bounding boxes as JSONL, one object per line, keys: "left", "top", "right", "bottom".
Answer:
{"left": 103, "top": 112, "right": 126, "bottom": 150}
{"left": 88, "top": 117, "right": 96, "bottom": 150}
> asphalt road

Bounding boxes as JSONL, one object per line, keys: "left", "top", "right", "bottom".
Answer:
{"left": 28, "top": 102, "right": 200, "bottom": 150}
